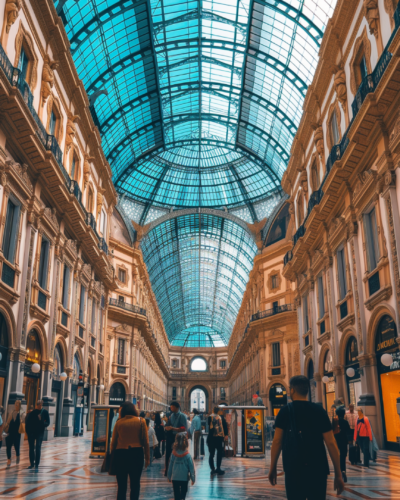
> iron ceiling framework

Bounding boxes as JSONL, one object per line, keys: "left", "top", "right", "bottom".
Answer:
{"left": 141, "top": 212, "right": 258, "bottom": 347}
{"left": 60, "top": 0, "right": 336, "bottom": 346}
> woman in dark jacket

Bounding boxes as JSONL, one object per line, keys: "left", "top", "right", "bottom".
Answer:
{"left": 334, "top": 407, "right": 351, "bottom": 483}
{"left": 154, "top": 412, "right": 165, "bottom": 457}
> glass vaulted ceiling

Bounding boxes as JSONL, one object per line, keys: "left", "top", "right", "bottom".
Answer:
{"left": 141, "top": 213, "right": 258, "bottom": 347}
{"left": 59, "top": 0, "right": 337, "bottom": 345}
{"left": 60, "top": 0, "right": 336, "bottom": 223}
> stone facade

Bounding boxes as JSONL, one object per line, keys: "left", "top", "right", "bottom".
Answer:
{"left": 281, "top": 0, "right": 400, "bottom": 447}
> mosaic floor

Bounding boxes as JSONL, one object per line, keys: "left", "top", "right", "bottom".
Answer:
{"left": 0, "top": 434, "right": 400, "bottom": 499}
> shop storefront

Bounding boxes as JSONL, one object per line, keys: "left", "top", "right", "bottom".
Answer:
{"left": 323, "top": 350, "right": 335, "bottom": 415}
{"left": 109, "top": 382, "right": 126, "bottom": 406}
{"left": 345, "top": 337, "right": 361, "bottom": 406}
{"left": 23, "top": 329, "right": 41, "bottom": 411}
{"left": 0, "top": 313, "right": 9, "bottom": 407}
{"left": 375, "top": 315, "right": 400, "bottom": 450}
{"left": 269, "top": 383, "right": 287, "bottom": 416}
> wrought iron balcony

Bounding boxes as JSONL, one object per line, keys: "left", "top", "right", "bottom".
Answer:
{"left": 283, "top": 250, "right": 293, "bottom": 266}
{"left": 251, "top": 303, "right": 293, "bottom": 322}
{"left": 293, "top": 224, "right": 305, "bottom": 246}
{"left": 98, "top": 237, "right": 108, "bottom": 255}
{"left": 109, "top": 298, "right": 146, "bottom": 316}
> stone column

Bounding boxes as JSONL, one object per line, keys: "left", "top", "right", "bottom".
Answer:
{"left": 381, "top": 171, "right": 400, "bottom": 329}
{"left": 41, "top": 360, "right": 56, "bottom": 440}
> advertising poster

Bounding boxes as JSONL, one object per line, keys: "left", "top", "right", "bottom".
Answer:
{"left": 91, "top": 409, "right": 109, "bottom": 456}
{"left": 244, "top": 409, "right": 264, "bottom": 454}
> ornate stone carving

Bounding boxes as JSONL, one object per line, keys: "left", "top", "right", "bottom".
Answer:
{"left": 384, "top": 0, "right": 398, "bottom": 29}
{"left": 333, "top": 67, "right": 347, "bottom": 110}
{"left": 364, "top": 0, "right": 380, "bottom": 37}
{"left": 247, "top": 218, "right": 267, "bottom": 252}
{"left": 84, "top": 154, "right": 95, "bottom": 187}
{"left": 314, "top": 125, "right": 324, "bottom": 159}
{"left": 42, "top": 207, "right": 59, "bottom": 231}
{"left": 96, "top": 187, "right": 106, "bottom": 218}
{"left": 65, "top": 114, "right": 80, "bottom": 153}
{"left": 41, "top": 55, "right": 58, "bottom": 105}
{"left": 4, "top": 0, "right": 21, "bottom": 34}
{"left": 5, "top": 160, "right": 33, "bottom": 192}
{"left": 328, "top": 216, "right": 345, "bottom": 239}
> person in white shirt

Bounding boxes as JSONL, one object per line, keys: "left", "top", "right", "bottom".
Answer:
{"left": 146, "top": 418, "right": 158, "bottom": 466}
{"left": 344, "top": 404, "right": 358, "bottom": 443}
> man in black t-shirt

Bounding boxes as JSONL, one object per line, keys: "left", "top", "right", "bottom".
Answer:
{"left": 268, "top": 375, "right": 345, "bottom": 499}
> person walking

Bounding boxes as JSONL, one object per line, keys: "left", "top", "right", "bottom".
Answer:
{"left": 110, "top": 402, "right": 150, "bottom": 500}
{"left": 354, "top": 407, "right": 372, "bottom": 467}
{"left": 25, "top": 400, "right": 50, "bottom": 470}
{"left": 164, "top": 402, "right": 187, "bottom": 476}
{"left": 167, "top": 433, "right": 195, "bottom": 500}
{"left": 4, "top": 400, "right": 25, "bottom": 467}
{"left": 154, "top": 413, "right": 165, "bottom": 458}
{"left": 207, "top": 406, "right": 225, "bottom": 475}
{"left": 333, "top": 407, "right": 351, "bottom": 483}
{"left": 268, "top": 375, "right": 345, "bottom": 499}
{"left": 344, "top": 404, "right": 358, "bottom": 444}
{"left": 146, "top": 417, "right": 158, "bottom": 466}
{"left": 189, "top": 409, "right": 202, "bottom": 459}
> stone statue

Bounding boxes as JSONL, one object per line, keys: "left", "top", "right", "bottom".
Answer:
{"left": 41, "top": 55, "right": 58, "bottom": 105}
{"left": 314, "top": 125, "right": 324, "bottom": 159}
{"left": 83, "top": 154, "right": 95, "bottom": 187}
{"left": 364, "top": 0, "right": 380, "bottom": 37}
{"left": 96, "top": 187, "right": 106, "bottom": 218}
{"left": 334, "top": 67, "right": 347, "bottom": 109}
{"left": 65, "top": 114, "right": 80, "bottom": 153}
{"left": 4, "top": 0, "right": 21, "bottom": 34}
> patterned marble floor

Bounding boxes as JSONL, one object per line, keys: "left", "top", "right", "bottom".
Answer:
{"left": 0, "top": 434, "right": 400, "bottom": 499}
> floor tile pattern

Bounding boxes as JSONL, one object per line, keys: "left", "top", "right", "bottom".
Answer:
{"left": 0, "top": 434, "right": 400, "bottom": 499}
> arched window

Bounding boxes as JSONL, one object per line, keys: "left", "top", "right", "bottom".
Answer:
{"left": 73, "top": 353, "right": 81, "bottom": 382}
{"left": 191, "top": 357, "right": 207, "bottom": 371}
{"left": 297, "top": 193, "right": 304, "bottom": 226}
{"left": 345, "top": 337, "right": 358, "bottom": 365}
{"left": 53, "top": 344, "right": 63, "bottom": 379}
{"left": 329, "top": 108, "right": 340, "bottom": 146}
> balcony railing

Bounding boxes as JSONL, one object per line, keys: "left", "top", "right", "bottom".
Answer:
{"left": 109, "top": 298, "right": 146, "bottom": 316}
{"left": 287, "top": 7, "right": 400, "bottom": 260}
{"left": 98, "top": 238, "right": 108, "bottom": 255}
{"left": 283, "top": 250, "right": 293, "bottom": 266}
{"left": 251, "top": 303, "right": 293, "bottom": 321}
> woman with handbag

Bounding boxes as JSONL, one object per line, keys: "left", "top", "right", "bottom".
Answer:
{"left": 110, "top": 402, "right": 150, "bottom": 500}
{"left": 4, "top": 400, "right": 25, "bottom": 467}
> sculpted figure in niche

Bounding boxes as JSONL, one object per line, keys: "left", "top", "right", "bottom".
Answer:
{"left": 314, "top": 125, "right": 324, "bottom": 159}
{"left": 83, "top": 154, "right": 95, "bottom": 187}
{"left": 4, "top": 0, "right": 21, "bottom": 34}
{"left": 364, "top": 0, "right": 380, "bottom": 36}
{"left": 41, "top": 55, "right": 58, "bottom": 104}
{"left": 65, "top": 114, "right": 80, "bottom": 153}
{"left": 334, "top": 68, "right": 347, "bottom": 109}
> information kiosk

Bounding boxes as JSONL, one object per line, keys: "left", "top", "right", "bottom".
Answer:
{"left": 219, "top": 405, "right": 266, "bottom": 458}
{"left": 90, "top": 404, "right": 120, "bottom": 458}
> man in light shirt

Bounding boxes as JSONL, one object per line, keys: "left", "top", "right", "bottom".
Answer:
{"left": 189, "top": 409, "right": 202, "bottom": 459}
{"left": 345, "top": 404, "right": 358, "bottom": 443}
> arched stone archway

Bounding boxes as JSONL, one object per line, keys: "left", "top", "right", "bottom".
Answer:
{"left": 187, "top": 384, "right": 211, "bottom": 413}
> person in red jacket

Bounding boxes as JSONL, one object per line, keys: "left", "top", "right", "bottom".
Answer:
{"left": 354, "top": 407, "right": 372, "bottom": 467}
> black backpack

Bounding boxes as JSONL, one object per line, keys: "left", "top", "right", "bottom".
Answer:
{"left": 282, "top": 403, "right": 306, "bottom": 473}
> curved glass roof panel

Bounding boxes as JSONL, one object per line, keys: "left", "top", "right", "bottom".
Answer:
{"left": 141, "top": 213, "right": 257, "bottom": 346}
{"left": 59, "top": 0, "right": 337, "bottom": 221}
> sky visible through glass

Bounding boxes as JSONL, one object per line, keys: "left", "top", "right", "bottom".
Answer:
{"left": 58, "top": 0, "right": 337, "bottom": 345}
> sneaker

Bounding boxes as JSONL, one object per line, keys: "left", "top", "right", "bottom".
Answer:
{"left": 216, "top": 469, "right": 225, "bottom": 475}
{"left": 16, "top": 456, "right": 20, "bottom": 465}
{"left": 7, "top": 460, "right": 11, "bottom": 467}
{"left": 27, "top": 465, "right": 35, "bottom": 470}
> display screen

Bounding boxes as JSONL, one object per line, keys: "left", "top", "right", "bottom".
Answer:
{"left": 245, "top": 409, "right": 264, "bottom": 453}
{"left": 92, "top": 409, "right": 109, "bottom": 454}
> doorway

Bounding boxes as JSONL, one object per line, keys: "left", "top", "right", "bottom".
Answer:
{"left": 189, "top": 385, "right": 209, "bottom": 413}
